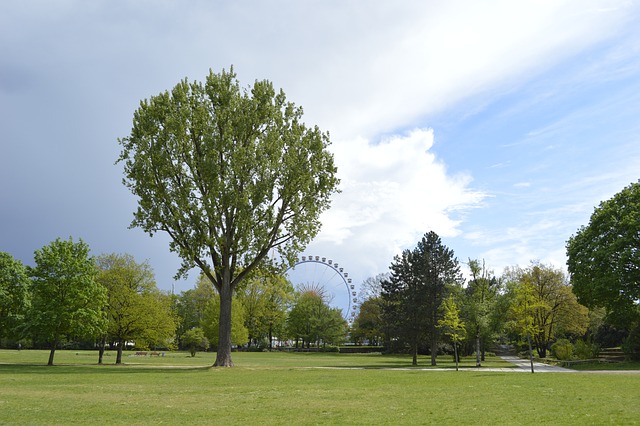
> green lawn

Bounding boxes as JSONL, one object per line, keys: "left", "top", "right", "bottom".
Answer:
{"left": 0, "top": 349, "right": 517, "bottom": 369}
{"left": 563, "top": 360, "right": 640, "bottom": 371}
{"left": 1, "top": 350, "right": 639, "bottom": 425}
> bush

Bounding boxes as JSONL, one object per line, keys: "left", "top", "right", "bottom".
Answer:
{"left": 182, "top": 327, "right": 209, "bottom": 357}
{"left": 573, "top": 339, "right": 600, "bottom": 360}
{"left": 622, "top": 323, "right": 640, "bottom": 361}
{"left": 595, "top": 324, "right": 627, "bottom": 348}
{"left": 550, "top": 339, "right": 574, "bottom": 360}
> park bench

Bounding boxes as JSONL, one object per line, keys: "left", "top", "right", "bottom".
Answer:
{"left": 135, "top": 351, "right": 147, "bottom": 356}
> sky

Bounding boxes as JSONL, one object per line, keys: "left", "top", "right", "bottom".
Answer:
{"left": 2, "top": 1, "right": 639, "bottom": 313}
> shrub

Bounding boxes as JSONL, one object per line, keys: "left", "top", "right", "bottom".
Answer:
{"left": 550, "top": 339, "right": 574, "bottom": 360}
{"left": 622, "top": 323, "right": 640, "bottom": 361}
{"left": 573, "top": 339, "right": 600, "bottom": 360}
{"left": 182, "top": 327, "right": 209, "bottom": 357}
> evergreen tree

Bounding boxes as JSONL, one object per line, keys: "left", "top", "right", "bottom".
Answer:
{"left": 381, "top": 231, "right": 463, "bottom": 366}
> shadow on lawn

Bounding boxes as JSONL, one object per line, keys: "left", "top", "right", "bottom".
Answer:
{"left": 0, "top": 363, "right": 212, "bottom": 375}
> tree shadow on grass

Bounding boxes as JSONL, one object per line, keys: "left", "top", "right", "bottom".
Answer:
{"left": 315, "top": 354, "right": 518, "bottom": 370}
{"left": 0, "top": 363, "right": 213, "bottom": 375}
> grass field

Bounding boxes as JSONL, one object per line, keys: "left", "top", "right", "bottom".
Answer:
{"left": 1, "top": 350, "right": 639, "bottom": 425}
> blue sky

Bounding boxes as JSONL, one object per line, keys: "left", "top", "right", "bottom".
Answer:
{"left": 2, "top": 1, "right": 639, "bottom": 312}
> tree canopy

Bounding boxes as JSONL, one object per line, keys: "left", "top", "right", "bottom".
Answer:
{"left": 567, "top": 181, "right": 640, "bottom": 326}
{"left": 117, "top": 67, "right": 339, "bottom": 366}
{"left": 0, "top": 252, "right": 30, "bottom": 341}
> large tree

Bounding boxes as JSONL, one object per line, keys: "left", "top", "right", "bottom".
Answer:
{"left": 28, "top": 238, "right": 107, "bottom": 365}
{"left": 381, "top": 231, "right": 463, "bottom": 366}
{"left": 117, "top": 67, "right": 339, "bottom": 366}
{"left": 508, "top": 262, "right": 588, "bottom": 358}
{"left": 0, "top": 252, "right": 30, "bottom": 342}
{"left": 567, "top": 181, "right": 640, "bottom": 326}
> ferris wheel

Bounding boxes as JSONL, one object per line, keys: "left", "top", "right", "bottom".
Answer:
{"left": 285, "top": 255, "right": 359, "bottom": 322}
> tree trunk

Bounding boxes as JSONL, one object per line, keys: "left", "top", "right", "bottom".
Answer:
{"left": 538, "top": 345, "right": 547, "bottom": 359}
{"left": 475, "top": 325, "right": 481, "bottom": 367}
{"left": 454, "top": 342, "right": 459, "bottom": 371}
{"left": 527, "top": 335, "right": 535, "bottom": 373}
{"left": 214, "top": 282, "right": 234, "bottom": 367}
{"left": 430, "top": 332, "right": 438, "bottom": 366}
{"left": 48, "top": 340, "right": 58, "bottom": 366}
{"left": 268, "top": 325, "right": 273, "bottom": 351}
{"left": 98, "top": 336, "right": 106, "bottom": 365}
{"left": 116, "top": 339, "right": 124, "bottom": 364}
{"left": 412, "top": 343, "right": 418, "bottom": 366}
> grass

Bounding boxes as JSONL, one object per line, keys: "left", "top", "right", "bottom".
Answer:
{"left": 1, "top": 350, "right": 639, "bottom": 425}
{"left": 563, "top": 360, "right": 640, "bottom": 371}
{"left": 0, "top": 349, "right": 517, "bottom": 369}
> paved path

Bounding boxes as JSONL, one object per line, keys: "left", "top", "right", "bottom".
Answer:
{"left": 498, "top": 355, "right": 576, "bottom": 373}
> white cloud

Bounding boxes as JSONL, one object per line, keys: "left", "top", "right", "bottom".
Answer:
{"left": 513, "top": 182, "right": 531, "bottom": 188}
{"left": 274, "top": 0, "right": 634, "bottom": 141}
{"left": 309, "top": 128, "right": 486, "bottom": 279}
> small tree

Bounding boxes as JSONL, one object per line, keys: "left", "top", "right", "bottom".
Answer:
{"left": 95, "top": 253, "right": 177, "bottom": 364}
{"left": 438, "top": 295, "right": 466, "bottom": 371}
{"left": 465, "top": 258, "right": 499, "bottom": 366}
{"left": 182, "top": 327, "right": 209, "bottom": 357}
{"left": 28, "top": 238, "right": 107, "bottom": 366}
{"left": 508, "top": 282, "right": 540, "bottom": 373}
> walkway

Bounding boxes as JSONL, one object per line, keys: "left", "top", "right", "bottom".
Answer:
{"left": 498, "top": 355, "right": 576, "bottom": 373}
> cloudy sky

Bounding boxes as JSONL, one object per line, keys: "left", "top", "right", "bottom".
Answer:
{"left": 2, "top": 1, "right": 639, "bottom": 306}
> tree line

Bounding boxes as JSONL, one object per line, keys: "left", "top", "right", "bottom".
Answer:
{"left": 2, "top": 182, "right": 638, "bottom": 365}
{"left": 351, "top": 182, "right": 640, "bottom": 365}
{"left": 0, "top": 239, "right": 347, "bottom": 365}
